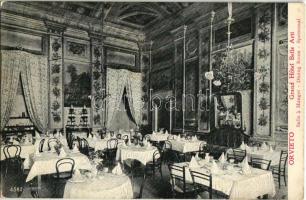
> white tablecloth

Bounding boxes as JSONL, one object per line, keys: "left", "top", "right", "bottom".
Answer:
{"left": 149, "top": 134, "right": 169, "bottom": 142}
{"left": 226, "top": 148, "right": 281, "bottom": 166}
{"left": 64, "top": 173, "right": 133, "bottom": 199}
{"left": 116, "top": 145, "right": 158, "bottom": 165}
{"left": 1, "top": 143, "right": 35, "bottom": 169}
{"left": 26, "top": 150, "right": 92, "bottom": 182}
{"left": 173, "top": 160, "right": 275, "bottom": 199}
{"left": 170, "top": 139, "right": 206, "bottom": 153}
{"left": 87, "top": 138, "right": 124, "bottom": 151}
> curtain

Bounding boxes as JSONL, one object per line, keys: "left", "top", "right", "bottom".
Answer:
{"left": 0, "top": 50, "right": 48, "bottom": 132}
{"left": 126, "top": 71, "right": 143, "bottom": 125}
{"left": 1, "top": 51, "right": 23, "bottom": 130}
{"left": 106, "top": 68, "right": 143, "bottom": 128}
{"left": 20, "top": 52, "right": 48, "bottom": 133}
{"left": 106, "top": 68, "right": 128, "bottom": 128}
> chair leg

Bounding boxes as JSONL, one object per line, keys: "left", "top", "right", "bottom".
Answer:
{"left": 278, "top": 173, "right": 281, "bottom": 188}
{"left": 283, "top": 170, "right": 287, "bottom": 186}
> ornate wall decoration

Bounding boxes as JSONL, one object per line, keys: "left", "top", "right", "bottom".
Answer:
{"left": 49, "top": 36, "right": 63, "bottom": 128}
{"left": 254, "top": 6, "right": 272, "bottom": 135}
{"left": 67, "top": 41, "right": 86, "bottom": 56}
{"left": 91, "top": 45, "right": 104, "bottom": 127}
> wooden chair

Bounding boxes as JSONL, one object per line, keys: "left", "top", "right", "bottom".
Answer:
{"left": 39, "top": 138, "right": 45, "bottom": 152}
{"left": 3, "top": 145, "right": 23, "bottom": 177}
{"left": 271, "top": 150, "right": 288, "bottom": 188}
{"left": 47, "top": 138, "right": 59, "bottom": 151}
{"left": 251, "top": 157, "right": 271, "bottom": 170}
{"left": 79, "top": 138, "right": 90, "bottom": 156}
{"left": 116, "top": 133, "right": 122, "bottom": 139}
{"left": 190, "top": 170, "right": 212, "bottom": 199}
{"left": 168, "top": 163, "right": 195, "bottom": 198}
{"left": 106, "top": 138, "right": 118, "bottom": 166}
{"left": 122, "top": 135, "right": 129, "bottom": 144}
{"left": 145, "top": 150, "right": 163, "bottom": 179}
{"left": 233, "top": 149, "right": 246, "bottom": 163}
{"left": 52, "top": 158, "right": 75, "bottom": 197}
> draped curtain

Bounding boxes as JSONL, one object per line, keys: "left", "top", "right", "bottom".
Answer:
{"left": 106, "top": 68, "right": 143, "bottom": 128}
{"left": 1, "top": 50, "right": 48, "bottom": 132}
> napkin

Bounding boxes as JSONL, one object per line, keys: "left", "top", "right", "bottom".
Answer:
{"left": 35, "top": 131, "right": 41, "bottom": 139}
{"left": 189, "top": 156, "right": 200, "bottom": 168}
{"left": 195, "top": 152, "right": 200, "bottom": 160}
{"left": 165, "top": 130, "right": 169, "bottom": 135}
{"left": 56, "top": 132, "right": 60, "bottom": 138}
{"left": 210, "top": 160, "right": 220, "bottom": 174}
{"left": 261, "top": 142, "right": 267, "bottom": 150}
{"left": 176, "top": 136, "right": 181, "bottom": 141}
{"left": 112, "top": 163, "right": 123, "bottom": 175}
{"left": 241, "top": 156, "right": 251, "bottom": 175}
{"left": 88, "top": 134, "right": 93, "bottom": 139}
{"left": 147, "top": 142, "right": 152, "bottom": 148}
{"left": 218, "top": 152, "right": 226, "bottom": 163}
{"left": 205, "top": 153, "right": 210, "bottom": 162}
{"left": 73, "top": 168, "right": 82, "bottom": 179}
{"left": 59, "top": 148, "right": 67, "bottom": 157}
{"left": 152, "top": 131, "right": 156, "bottom": 135}
{"left": 240, "top": 141, "right": 245, "bottom": 150}
{"left": 73, "top": 144, "right": 79, "bottom": 152}
{"left": 143, "top": 139, "right": 148, "bottom": 146}
{"left": 192, "top": 136, "right": 197, "bottom": 141}
{"left": 269, "top": 145, "right": 274, "bottom": 152}
{"left": 13, "top": 140, "right": 19, "bottom": 145}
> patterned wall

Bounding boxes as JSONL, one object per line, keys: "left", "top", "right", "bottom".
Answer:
{"left": 49, "top": 35, "right": 64, "bottom": 129}
{"left": 254, "top": 5, "right": 272, "bottom": 136}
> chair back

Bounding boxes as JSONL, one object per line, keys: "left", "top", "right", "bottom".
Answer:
{"left": 190, "top": 170, "right": 212, "bottom": 199}
{"left": 279, "top": 150, "right": 288, "bottom": 170}
{"left": 163, "top": 140, "right": 172, "bottom": 150}
{"left": 79, "top": 138, "right": 89, "bottom": 155}
{"left": 168, "top": 163, "right": 186, "bottom": 193}
{"left": 48, "top": 138, "right": 59, "bottom": 150}
{"left": 39, "top": 139, "right": 45, "bottom": 152}
{"left": 233, "top": 149, "right": 246, "bottom": 163}
{"left": 107, "top": 138, "right": 118, "bottom": 150}
{"left": 55, "top": 158, "right": 75, "bottom": 179}
{"left": 116, "top": 134, "right": 122, "bottom": 139}
{"left": 251, "top": 157, "right": 271, "bottom": 170}
{"left": 122, "top": 135, "right": 129, "bottom": 143}
{"left": 3, "top": 145, "right": 21, "bottom": 159}
{"left": 144, "top": 134, "right": 151, "bottom": 141}
{"left": 153, "top": 150, "right": 162, "bottom": 166}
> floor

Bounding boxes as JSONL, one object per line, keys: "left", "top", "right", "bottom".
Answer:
{"left": 1, "top": 160, "right": 288, "bottom": 199}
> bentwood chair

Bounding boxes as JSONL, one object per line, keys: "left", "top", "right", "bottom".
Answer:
{"left": 251, "top": 157, "right": 271, "bottom": 170}
{"left": 271, "top": 150, "right": 288, "bottom": 188}
{"left": 2, "top": 145, "right": 25, "bottom": 197}
{"left": 145, "top": 150, "right": 163, "bottom": 179}
{"left": 168, "top": 163, "right": 195, "bottom": 198}
{"left": 3, "top": 145, "right": 23, "bottom": 176}
{"left": 233, "top": 149, "right": 246, "bottom": 163}
{"left": 52, "top": 158, "right": 75, "bottom": 197}
{"left": 79, "top": 138, "right": 90, "bottom": 156}
{"left": 116, "top": 133, "right": 122, "bottom": 139}
{"left": 47, "top": 138, "right": 59, "bottom": 151}
{"left": 190, "top": 170, "right": 212, "bottom": 199}
{"left": 106, "top": 138, "right": 118, "bottom": 166}
{"left": 122, "top": 135, "right": 129, "bottom": 144}
{"left": 39, "top": 138, "right": 45, "bottom": 152}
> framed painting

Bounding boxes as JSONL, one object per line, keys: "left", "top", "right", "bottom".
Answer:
{"left": 64, "top": 61, "right": 91, "bottom": 107}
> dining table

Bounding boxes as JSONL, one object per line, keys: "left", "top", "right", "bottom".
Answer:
{"left": 116, "top": 144, "right": 158, "bottom": 165}
{"left": 87, "top": 137, "right": 124, "bottom": 151}
{"left": 63, "top": 172, "right": 133, "bottom": 199}
{"left": 169, "top": 138, "right": 206, "bottom": 153}
{"left": 172, "top": 159, "right": 276, "bottom": 199}
{"left": 226, "top": 147, "right": 281, "bottom": 166}
{"left": 148, "top": 133, "right": 169, "bottom": 142}
{"left": 26, "top": 148, "right": 92, "bottom": 182}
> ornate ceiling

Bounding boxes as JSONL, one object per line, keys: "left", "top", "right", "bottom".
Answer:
{"left": 24, "top": 2, "right": 194, "bottom": 30}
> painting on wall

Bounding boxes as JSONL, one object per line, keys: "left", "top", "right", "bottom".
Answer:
{"left": 151, "top": 68, "right": 173, "bottom": 92}
{"left": 64, "top": 62, "right": 91, "bottom": 107}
